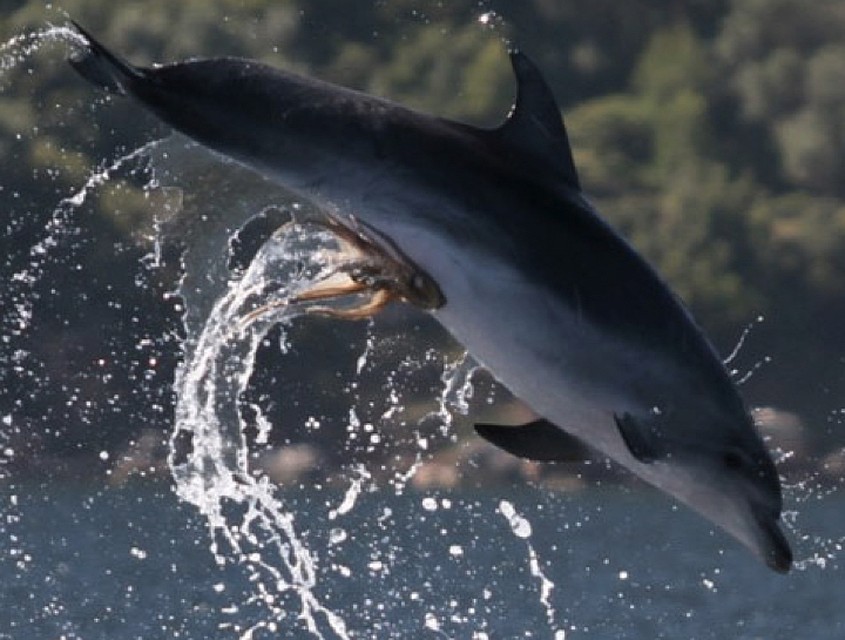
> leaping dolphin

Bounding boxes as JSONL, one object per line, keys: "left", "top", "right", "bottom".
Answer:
{"left": 67, "top": 22, "right": 792, "bottom": 572}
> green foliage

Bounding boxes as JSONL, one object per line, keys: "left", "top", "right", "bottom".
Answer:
{"left": 716, "top": 0, "right": 845, "bottom": 194}
{"left": 369, "top": 22, "right": 512, "bottom": 123}
{"left": 566, "top": 95, "right": 653, "bottom": 191}
{"left": 749, "top": 192, "right": 845, "bottom": 295}
{"left": 633, "top": 23, "right": 713, "bottom": 100}
{"left": 569, "top": 23, "right": 762, "bottom": 326}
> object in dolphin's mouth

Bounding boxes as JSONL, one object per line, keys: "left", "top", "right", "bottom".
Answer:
{"left": 241, "top": 215, "right": 445, "bottom": 324}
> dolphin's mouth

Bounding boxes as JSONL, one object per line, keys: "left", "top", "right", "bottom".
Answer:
{"left": 241, "top": 216, "right": 444, "bottom": 325}
{"left": 753, "top": 506, "right": 792, "bottom": 573}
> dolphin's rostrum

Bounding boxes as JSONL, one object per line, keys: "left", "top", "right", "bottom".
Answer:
{"left": 68, "top": 22, "right": 792, "bottom": 572}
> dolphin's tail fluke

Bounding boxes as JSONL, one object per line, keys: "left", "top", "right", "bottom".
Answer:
{"left": 68, "top": 21, "right": 144, "bottom": 96}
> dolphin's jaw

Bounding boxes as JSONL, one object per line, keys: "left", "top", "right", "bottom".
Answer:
{"left": 632, "top": 457, "right": 792, "bottom": 571}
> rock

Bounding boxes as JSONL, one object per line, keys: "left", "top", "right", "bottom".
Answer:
{"left": 256, "top": 443, "right": 321, "bottom": 486}
{"left": 752, "top": 406, "right": 809, "bottom": 472}
{"left": 820, "top": 448, "right": 845, "bottom": 481}
{"left": 107, "top": 429, "right": 168, "bottom": 485}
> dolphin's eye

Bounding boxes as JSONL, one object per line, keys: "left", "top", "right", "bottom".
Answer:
{"left": 723, "top": 450, "right": 744, "bottom": 470}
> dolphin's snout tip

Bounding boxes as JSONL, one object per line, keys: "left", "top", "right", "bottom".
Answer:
{"left": 768, "top": 553, "right": 791, "bottom": 574}
{"left": 757, "top": 512, "right": 792, "bottom": 573}
{"left": 764, "top": 531, "right": 792, "bottom": 574}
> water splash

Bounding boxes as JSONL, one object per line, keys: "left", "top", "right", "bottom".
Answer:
{"left": 782, "top": 472, "right": 845, "bottom": 571}
{"left": 723, "top": 315, "right": 764, "bottom": 366}
{"left": 169, "top": 219, "right": 362, "bottom": 638}
{"left": 497, "top": 500, "right": 566, "bottom": 638}
{"left": 133, "top": 138, "right": 501, "bottom": 636}
{"left": 329, "top": 464, "right": 372, "bottom": 520}
{"left": 159, "top": 187, "right": 484, "bottom": 635}
{"left": 15, "top": 139, "right": 163, "bottom": 317}
{"left": 1, "top": 24, "right": 161, "bottom": 338}
{"left": 723, "top": 315, "right": 772, "bottom": 385}
{"left": 0, "top": 415, "right": 30, "bottom": 580}
{"left": 476, "top": 9, "right": 511, "bottom": 49}
{"left": 0, "top": 25, "right": 85, "bottom": 78}
{"left": 437, "top": 351, "right": 479, "bottom": 428}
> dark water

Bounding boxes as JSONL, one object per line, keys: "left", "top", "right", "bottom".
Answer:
{"left": 0, "top": 480, "right": 842, "bottom": 639}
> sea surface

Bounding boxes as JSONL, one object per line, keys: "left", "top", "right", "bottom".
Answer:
{"left": 0, "top": 480, "right": 842, "bottom": 639}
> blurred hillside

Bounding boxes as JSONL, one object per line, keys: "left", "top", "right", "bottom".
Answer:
{"left": 0, "top": 0, "right": 844, "bottom": 480}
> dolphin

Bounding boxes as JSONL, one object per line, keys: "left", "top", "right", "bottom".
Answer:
{"left": 67, "top": 23, "right": 792, "bottom": 572}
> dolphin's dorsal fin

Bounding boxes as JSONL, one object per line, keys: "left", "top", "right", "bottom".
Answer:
{"left": 497, "top": 51, "right": 580, "bottom": 190}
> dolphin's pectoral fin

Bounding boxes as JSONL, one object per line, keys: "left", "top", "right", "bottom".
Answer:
{"left": 474, "top": 419, "right": 590, "bottom": 462}
{"left": 613, "top": 412, "right": 665, "bottom": 464}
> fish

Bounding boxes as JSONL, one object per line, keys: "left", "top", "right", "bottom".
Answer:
{"left": 67, "top": 22, "right": 792, "bottom": 572}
